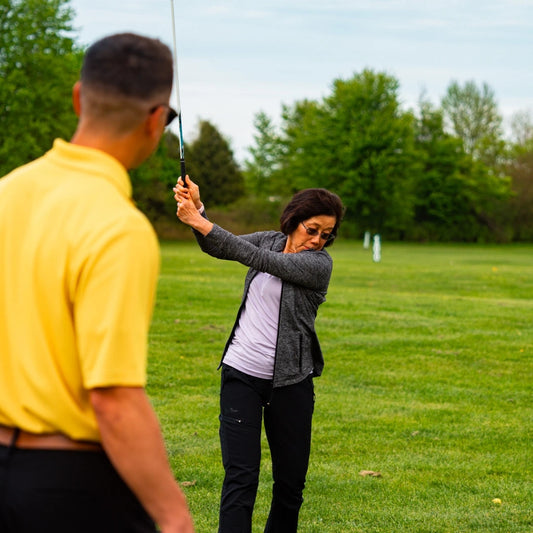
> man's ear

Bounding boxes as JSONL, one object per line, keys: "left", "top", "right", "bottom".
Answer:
{"left": 146, "top": 105, "right": 166, "bottom": 138}
{"left": 72, "top": 81, "right": 82, "bottom": 116}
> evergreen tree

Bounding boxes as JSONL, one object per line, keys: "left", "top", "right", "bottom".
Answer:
{"left": 186, "top": 120, "right": 245, "bottom": 207}
{"left": 131, "top": 131, "right": 183, "bottom": 224}
{"left": 244, "top": 111, "right": 284, "bottom": 196}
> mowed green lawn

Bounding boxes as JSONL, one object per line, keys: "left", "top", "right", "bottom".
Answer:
{"left": 147, "top": 241, "right": 532, "bottom": 532}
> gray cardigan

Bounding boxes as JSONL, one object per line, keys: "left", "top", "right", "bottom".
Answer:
{"left": 194, "top": 223, "right": 333, "bottom": 387}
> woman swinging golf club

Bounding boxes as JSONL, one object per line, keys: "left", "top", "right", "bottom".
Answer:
{"left": 174, "top": 176, "right": 343, "bottom": 532}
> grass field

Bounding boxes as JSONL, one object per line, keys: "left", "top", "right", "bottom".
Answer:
{"left": 147, "top": 241, "right": 532, "bottom": 532}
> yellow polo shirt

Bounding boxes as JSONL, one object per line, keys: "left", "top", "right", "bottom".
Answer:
{"left": 0, "top": 139, "right": 160, "bottom": 442}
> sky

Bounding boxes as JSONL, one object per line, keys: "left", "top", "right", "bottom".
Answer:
{"left": 69, "top": 0, "right": 533, "bottom": 163}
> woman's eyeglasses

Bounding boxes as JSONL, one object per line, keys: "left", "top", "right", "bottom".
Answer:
{"left": 301, "top": 221, "right": 335, "bottom": 242}
{"left": 149, "top": 104, "right": 178, "bottom": 126}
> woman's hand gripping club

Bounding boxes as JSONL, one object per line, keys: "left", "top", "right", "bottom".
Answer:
{"left": 173, "top": 176, "right": 213, "bottom": 236}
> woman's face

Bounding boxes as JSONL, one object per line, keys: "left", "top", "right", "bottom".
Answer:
{"left": 284, "top": 215, "right": 337, "bottom": 254}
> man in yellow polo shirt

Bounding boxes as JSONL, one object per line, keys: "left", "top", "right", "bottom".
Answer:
{"left": 0, "top": 33, "right": 194, "bottom": 533}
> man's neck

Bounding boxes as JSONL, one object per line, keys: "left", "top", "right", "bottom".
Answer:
{"left": 70, "top": 128, "right": 137, "bottom": 170}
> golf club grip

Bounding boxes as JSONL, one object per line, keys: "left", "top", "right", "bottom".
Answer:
{"left": 180, "top": 159, "right": 187, "bottom": 188}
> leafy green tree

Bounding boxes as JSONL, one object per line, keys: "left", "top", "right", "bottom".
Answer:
{"left": 509, "top": 110, "right": 533, "bottom": 154}
{"left": 506, "top": 110, "right": 533, "bottom": 240}
{"left": 279, "top": 70, "right": 418, "bottom": 238}
{"left": 0, "top": 0, "right": 83, "bottom": 176}
{"left": 186, "top": 120, "right": 245, "bottom": 207}
{"left": 441, "top": 80, "right": 505, "bottom": 167}
{"left": 412, "top": 101, "right": 467, "bottom": 239}
{"left": 413, "top": 99, "right": 512, "bottom": 241}
{"left": 269, "top": 99, "right": 323, "bottom": 198}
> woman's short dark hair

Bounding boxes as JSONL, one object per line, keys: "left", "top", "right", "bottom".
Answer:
{"left": 280, "top": 188, "right": 344, "bottom": 247}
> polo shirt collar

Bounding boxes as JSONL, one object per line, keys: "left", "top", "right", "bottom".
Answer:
{"left": 49, "top": 139, "right": 132, "bottom": 198}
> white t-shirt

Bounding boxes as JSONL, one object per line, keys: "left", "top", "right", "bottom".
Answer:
{"left": 223, "top": 271, "right": 282, "bottom": 379}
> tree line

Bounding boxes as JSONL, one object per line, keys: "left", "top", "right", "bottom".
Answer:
{"left": 244, "top": 73, "right": 533, "bottom": 242}
{"left": 2, "top": 0, "right": 532, "bottom": 242}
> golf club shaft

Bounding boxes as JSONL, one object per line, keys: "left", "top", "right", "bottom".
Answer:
{"left": 178, "top": 114, "right": 186, "bottom": 182}
{"left": 170, "top": 0, "right": 187, "bottom": 185}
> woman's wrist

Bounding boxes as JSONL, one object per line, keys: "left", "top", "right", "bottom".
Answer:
{"left": 191, "top": 214, "right": 213, "bottom": 236}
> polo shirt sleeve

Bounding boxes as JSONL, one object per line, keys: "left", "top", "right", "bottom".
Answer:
{"left": 73, "top": 217, "right": 160, "bottom": 389}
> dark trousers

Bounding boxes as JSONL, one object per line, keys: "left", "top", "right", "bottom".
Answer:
{"left": 218, "top": 364, "right": 315, "bottom": 533}
{"left": 0, "top": 444, "right": 157, "bottom": 533}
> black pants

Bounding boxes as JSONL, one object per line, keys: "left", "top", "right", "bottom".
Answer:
{"left": 218, "top": 364, "right": 315, "bottom": 533}
{"left": 0, "top": 444, "right": 157, "bottom": 533}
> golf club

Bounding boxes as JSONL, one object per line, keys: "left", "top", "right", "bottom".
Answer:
{"left": 170, "top": 0, "right": 186, "bottom": 185}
